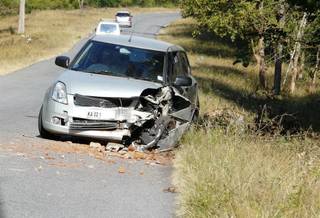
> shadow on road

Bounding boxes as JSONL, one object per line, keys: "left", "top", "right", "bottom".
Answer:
{"left": 0, "top": 187, "right": 5, "bottom": 218}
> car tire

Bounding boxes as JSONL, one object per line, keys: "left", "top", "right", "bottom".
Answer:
{"left": 38, "top": 106, "right": 56, "bottom": 139}
{"left": 192, "top": 98, "right": 200, "bottom": 122}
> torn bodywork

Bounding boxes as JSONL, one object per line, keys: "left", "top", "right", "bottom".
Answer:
{"left": 70, "top": 86, "right": 193, "bottom": 151}
{"left": 128, "top": 86, "right": 193, "bottom": 151}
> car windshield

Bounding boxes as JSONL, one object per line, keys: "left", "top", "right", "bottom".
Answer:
{"left": 71, "top": 40, "right": 165, "bottom": 83}
{"left": 100, "top": 24, "right": 117, "bottom": 33}
{"left": 116, "top": 13, "right": 130, "bottom": 17}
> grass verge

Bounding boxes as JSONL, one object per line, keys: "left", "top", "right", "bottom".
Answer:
{"left": 0, "top": 7, "right": 177, "bottom": 75}
{"left": 159, "top": 18, "right": 320, "bottom": 217}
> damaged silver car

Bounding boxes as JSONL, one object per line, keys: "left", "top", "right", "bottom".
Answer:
{"left": 38, "top": 34, "right": 199, "bottom": 151}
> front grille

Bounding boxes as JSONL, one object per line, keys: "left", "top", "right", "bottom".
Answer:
{"left": 74, "top": 94, "right": 137, "bottom": 108}
{"left": 70, "top": 118, "right": 118, "bottom": 130}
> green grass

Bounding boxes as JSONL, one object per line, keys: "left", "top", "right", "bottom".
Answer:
{"left": 159, "top": 18, "right": 320, "bottom": 218}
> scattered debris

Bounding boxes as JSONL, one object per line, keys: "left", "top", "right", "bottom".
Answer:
{"left": 128, "top": 145, "right": 136, "bottom": 152}
{"left": 106, "top": 143, "right": 124, "bottom": 152}
{"left": 132, "top": 152, "right": 146, "bottom": 160}
{"left": 118, "top": 166, "right": 126, "bottom": 173}
{"left": 1, "top": 136, "right": 174, "bottom": 171}
{"left": 89, "top": 142, "right": 102, "bottom": 149}
{"left": 35, "top": 165, "right": 43, "bottom": 172}
{"left": 87, "top": 165, "right": 95, "bottom": 169}
{"left": 163, "top": 186, "right": 178, "bottom": 193}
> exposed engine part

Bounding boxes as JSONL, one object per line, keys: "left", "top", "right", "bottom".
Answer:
{"left": 138, "top": 116, "right": 172, "bottom": 151}
{"left": 131, "top": 86, "right": 193, "bottom": 151}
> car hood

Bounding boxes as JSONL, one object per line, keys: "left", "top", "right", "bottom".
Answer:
{"left": 57, "top": 70, "right": 163, "bottom": 98}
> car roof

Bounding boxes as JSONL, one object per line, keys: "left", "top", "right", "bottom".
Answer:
{"left": 116, "top": 11, "right": 130, "bottom": 14}
{"left": 98, "top": 21, "right": 119, "bottom": 26}
{"left": 91, "top": 34, "right": 184, "bottom": 52}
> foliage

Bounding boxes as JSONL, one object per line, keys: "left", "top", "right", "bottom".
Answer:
{"left": 0, "top": 0, "right": 19, "bottom": 15}
{"left": 0, "top": 0, "right": 178, "bottom": 15}
{"left": 180, "top": 0, "right": 320, "bottom": 94}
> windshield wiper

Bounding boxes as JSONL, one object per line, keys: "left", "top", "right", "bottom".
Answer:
{"left": 88, "top": 70, "right": 114, "bottom": 75}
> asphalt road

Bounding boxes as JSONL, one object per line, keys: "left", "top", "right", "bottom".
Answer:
{"left": 0, "top": 12, "right": 181, "bottom": 218}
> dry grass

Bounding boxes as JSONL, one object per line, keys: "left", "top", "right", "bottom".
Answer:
{"left": 159, "top": 19, "right": 320, "bottom": 217}
{"left": 0, "top": 7, "right": 177, "bottom": 75}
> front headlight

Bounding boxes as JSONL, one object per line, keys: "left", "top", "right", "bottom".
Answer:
{"left": 52, "top": 81, "right": 68, "bottom": 104}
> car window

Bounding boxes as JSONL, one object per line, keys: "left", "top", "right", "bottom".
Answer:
{"left": 179, "top": 52, "right": 191, "bottom": 75}
{"left": 100, "top": 24, "right": 117, "bottom": 33}
{"left": 116, "top": 13, "right": 130, "bottom": 17}
{"left": 169, "top": 52, "right": 187, "bottom": 83}
{"left": 71, "top": 41, "right": 165, "bottom": 83}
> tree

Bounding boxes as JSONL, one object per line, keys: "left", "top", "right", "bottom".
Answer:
{"left": 18, "top": 0, "right": 25, "bottom": 34}
{"left": 289, "top": 12, "right": 307, "bottom": 93}
{"left": 78, "top": 0, "right": 85, "bottom": 9}
{"left": 180, "top": 0, "right": 280, "bottom": 89}
{"left": 286, "top": 0, "right": 320, "bottom": 93}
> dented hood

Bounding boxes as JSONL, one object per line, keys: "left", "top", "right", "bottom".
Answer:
{"left": 58, "top": 70, "right": 163, "bottom": 98}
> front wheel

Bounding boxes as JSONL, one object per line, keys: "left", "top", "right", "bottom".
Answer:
{"left": 38, "top": 106, "right": 57, "bottom": 139}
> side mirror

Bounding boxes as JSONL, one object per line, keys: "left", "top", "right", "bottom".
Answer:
{"left": 174, "top": 76, "right": 192, "bottom": 87}
{"left": 55, "top": 56, "right": 70, "bottom": 68}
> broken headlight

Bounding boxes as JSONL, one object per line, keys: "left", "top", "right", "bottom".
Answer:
{"left": 52, "top": 81, "right": 68, "bottom": 104}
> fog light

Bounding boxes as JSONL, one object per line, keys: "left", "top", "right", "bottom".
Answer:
{"left": 51, "top": 117, "right": 61, "bottom": 125}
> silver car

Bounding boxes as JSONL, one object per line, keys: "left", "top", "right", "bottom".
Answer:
{"left": 38, "top": 34, "right": 199, "bottom": 151}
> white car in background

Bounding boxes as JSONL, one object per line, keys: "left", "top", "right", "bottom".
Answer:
{"left": 115, "top": 11, "right": 132, "bottom": 28}
{"left": 95, "top": 21, "right": 120, "bottom": 35}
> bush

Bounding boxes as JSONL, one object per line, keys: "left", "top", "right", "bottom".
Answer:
{"left": 27, "top": 0, "right": 76, "bottom": 10}
{"left": 0, "top": 0, "right": 19, "bottom": 16}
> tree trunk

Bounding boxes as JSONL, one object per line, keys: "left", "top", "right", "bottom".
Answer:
{"left": 298, "top": 51, "right": 305, "bottom": 79}
{"left": 18, "top": 0, "right": 25, "bottom": 34}
{"left": 274, "top": 43, "right": 283, "bottom": 95}
{"left": 290, "top": 12, "right": 307, "bottom": 94}
{"left": 256, "top": 1, "right": 266, "bottom": 89}
{"left": 258, "top": 36, "right": 267, "bottom": 89}
{"left": 311, "top": 46, "right": 320, "bottom": 90}
{"left": 78, "top": 0, "right": 84, "bottom": 10}
{"left": 252, "top": 37, "right": 267, "bottom": 89}
{"left": 273, "top": 1, "right": 286, "bottom": 95}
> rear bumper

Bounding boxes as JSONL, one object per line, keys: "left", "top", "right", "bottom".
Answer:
{"left": 117, "top": 21, "right": 132, "bottom": 27}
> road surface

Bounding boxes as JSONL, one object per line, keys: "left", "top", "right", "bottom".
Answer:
{"left": 0, "top": 12, "right": 181, "bottom": 218}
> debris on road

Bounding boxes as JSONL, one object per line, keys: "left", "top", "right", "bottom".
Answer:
{"left": 89, "top": 142, "right": 102, "bottom": 149}
{"left": 118, "top": 166, "right": 126, "bottom": 173}
{"left": 163, "top": 186, "right": 178, "bottom": 193}
{"left": 1, "top": 136, "right": 174, "bottom": 169}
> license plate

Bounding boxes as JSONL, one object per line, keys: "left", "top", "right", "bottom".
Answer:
{"left": 87, "top": 111, "right": 102, "bottom": 119}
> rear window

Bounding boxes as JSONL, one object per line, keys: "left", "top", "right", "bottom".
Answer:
{"left": 100, "top": 24, "right": 117, "bottom": 33}
{"left": 116, "top": 13, "right": 130, "bottom": 17}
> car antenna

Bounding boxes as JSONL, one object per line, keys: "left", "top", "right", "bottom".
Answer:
{"left": 128, "top": 29, "right": 134, "bottom": 42}
{"left": 128, "top": 17, "right": 135, "bottom": 43}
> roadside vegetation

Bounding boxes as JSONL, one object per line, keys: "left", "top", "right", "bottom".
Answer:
{"left": 159, "top": 18, "right": 320, "bottom": 217}
{"left": 0, "top": 0, "right": 178, "bottom": 16}
{"left": 0, "top": 7, "right": 176, "bottom": 75}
